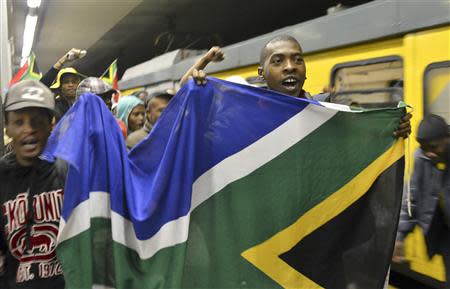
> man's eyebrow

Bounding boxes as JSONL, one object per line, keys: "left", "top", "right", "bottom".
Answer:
{"left": 271, "top": 52, "right": 303, "bottom": 58}
{"left": 269, "top": 53, "right": 284, "bottom": 59}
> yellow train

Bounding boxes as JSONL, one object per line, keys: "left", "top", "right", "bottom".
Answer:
{"left": 119, "top": 1, "right": 450, "bottom": 287}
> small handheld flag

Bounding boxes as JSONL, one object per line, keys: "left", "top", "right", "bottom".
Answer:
{"left": 9, "top": 53, "right": 42, "bottom": 86}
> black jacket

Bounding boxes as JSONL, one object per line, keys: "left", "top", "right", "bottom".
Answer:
{"left": 54, "top": 96, "right": 72, "bottom": 122}
{"left": 40, "top": 67, "right": 59, "bottom": 88}
{"left": 0, "top": 153, "right": 66, "bottom": 289}
{"left": 40, "top": 67, "right": 72, "bottom": 122}
{"left": 397, "top": 146, "right": 450, "bottom": 254}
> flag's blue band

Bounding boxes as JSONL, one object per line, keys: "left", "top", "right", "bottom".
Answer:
{"left": 43, "top": 78, "right": 314, "bottom": 240}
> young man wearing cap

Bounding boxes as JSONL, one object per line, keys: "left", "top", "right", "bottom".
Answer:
{"left": 76, "top": 77, "right": 117, "bottom": 110}
{"left": 393, "top": 114, "right": 450, "bottom": 287}
{"left": 75, "top": 77, "right": 128, "bottom": 139}
{"left": 40, "top": 48, "right": 86, "bottom": 88}
{"left": 0, "top": 80, "right": 66, "bottom": 289}
{"left": 40, "top": 49, "right": 87, "bottom": 122}
{"left": 49, "top": 67, "right": 86, "bottom": 122}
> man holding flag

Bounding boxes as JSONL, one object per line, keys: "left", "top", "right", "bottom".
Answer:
{"left": 39, "top": 36, "right": 408, "bottom": 289}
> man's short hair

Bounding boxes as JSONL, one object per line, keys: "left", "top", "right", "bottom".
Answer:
{"left": 145, "top": 91, "right": 173, "bottom": 109}
{"left": 259, "top": 35, "right": 301, "bottom": 66}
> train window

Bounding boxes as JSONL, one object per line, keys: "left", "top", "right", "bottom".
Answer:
{"left": 331, "top": 56, "right": 403, "bottom": 92}
{"left": 330, "top": 88, "right": 403, "bottom": 109}
{"left": 424, "top": 61, "right": 450, "bottom": 123}
{"left": 330, "top": 56, "right": 403, "bottom": 108}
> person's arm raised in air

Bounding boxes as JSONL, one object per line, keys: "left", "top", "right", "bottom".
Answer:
{"left": 40, "top": 48, "right": 86, "bottom": 87}
{"left": 179, "top": 46, "right": 224, "bottom": 87}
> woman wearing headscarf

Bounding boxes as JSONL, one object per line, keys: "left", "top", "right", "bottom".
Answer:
{"left": 115, "top": 96, "right": 145, "bottom": 135}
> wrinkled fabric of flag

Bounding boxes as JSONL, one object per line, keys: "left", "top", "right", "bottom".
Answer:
{"left": 42, "top": 78, "right": 405, "bottom": 289}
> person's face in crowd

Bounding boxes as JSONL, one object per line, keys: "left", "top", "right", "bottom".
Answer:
{"left": 128, "top": 104, "right": 145, "bottom": 132}
{"left": 61, "top": 74, "right": 82, "bottom": 100}
{"left": 138, "top": 91, "right": 148, "bottom": 101}
{"left": 258, "top": 40, "right": 306, "bottom": 97}
{"left": 98, "top": 91, "right": 113, "bottom": 110}
{"left": 147, "top": 98, "right": 168, "bottom": 125}
{"left": 5, "top": 107, "right": 52, "bottom": 166}
{"left": 420, "top": 136, "right": 449, "bottom": 163}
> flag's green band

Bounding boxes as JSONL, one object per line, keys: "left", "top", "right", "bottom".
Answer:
{"left": 241, "top": 139, "right": 404, "bottom": 289}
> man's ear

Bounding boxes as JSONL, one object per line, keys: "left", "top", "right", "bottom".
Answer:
{"left": 257, "top": 66, "right": 263, "bottom": 77}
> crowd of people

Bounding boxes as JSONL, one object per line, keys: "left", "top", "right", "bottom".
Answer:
{"left": 0, "top": 35, "right": 448, "bottom": 289}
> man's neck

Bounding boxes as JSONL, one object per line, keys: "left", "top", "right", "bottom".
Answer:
{"left": 61, "top": 95, "right": 75, "bottom": 106}
{"left": 144, "top": 121, "right": 153, "bottom": 132}
{"left": 298, "top": 90, "right": 310, "bottom": 99}
{"left": 16, "top": 156, "right": 38, "bottom": 167}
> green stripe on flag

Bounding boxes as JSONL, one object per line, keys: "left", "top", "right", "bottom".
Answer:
{"left": 180, "top": 110, "right": 402, "bottom": 288}
{"left": 59, "top": 219, "right": 189, "bottom": 289}
{"left": 58, "top": 219, "right": 116, "bottom": 289}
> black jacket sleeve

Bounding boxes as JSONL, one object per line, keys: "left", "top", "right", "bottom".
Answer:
{"left": 0, "top": 208, "right": 7, "bottom": 288}
{"left": 40, "top": 67, "right": 60, "bottom": 88}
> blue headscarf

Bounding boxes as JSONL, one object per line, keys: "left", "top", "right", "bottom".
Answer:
{"left": 116, "top": 96, "right": 144, "bottom": 131}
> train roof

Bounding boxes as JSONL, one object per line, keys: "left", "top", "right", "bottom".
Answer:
{"left": 119, "top": 0, "right": 450, "bottom": 90}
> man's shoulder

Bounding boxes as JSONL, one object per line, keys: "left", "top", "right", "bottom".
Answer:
{"left": 0, "top": 153, "right": 16, "bottom": 173}
{"left": 126, "top": 128, "right": 149, "bottom": 148}
{"left": 310, "top": 92, "right": 331, "bottom": 102}
{"left": 413, "top": 148, "right": 432, "bottom": 163}
{"left": 128, "top": 128, "right": 148, "bottom": 139}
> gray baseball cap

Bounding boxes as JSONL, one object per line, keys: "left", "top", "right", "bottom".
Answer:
{"left": 4, "top": 80, "right": 55, "bottom": 112}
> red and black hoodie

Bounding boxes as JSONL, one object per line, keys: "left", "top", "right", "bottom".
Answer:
{"left": 0, "top": 153, "right": 66, "bottom": 289}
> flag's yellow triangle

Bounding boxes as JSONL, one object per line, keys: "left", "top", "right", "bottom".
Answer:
{"left": 241, "top": 140, "right": 404, "bottom": 289}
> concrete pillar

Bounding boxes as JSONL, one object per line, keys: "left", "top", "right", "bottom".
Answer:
{"left": 0, "top": 0, "right": 12, "bottom": 95}
{"left": 0, "top": 0, "right": 11, "bottom": 155}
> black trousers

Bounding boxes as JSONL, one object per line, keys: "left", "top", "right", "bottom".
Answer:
{"left": 442, "top": 236, "right": 450, "bottom": 289}
{"left": 425, "top": 209, "right": 450, "bottom": 288}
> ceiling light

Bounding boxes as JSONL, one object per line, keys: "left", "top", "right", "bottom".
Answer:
{"left": 21, "top": 14, "right": 38, "bottom": 63}
{"left": 27, "top": 0, "right": 42, "bottom": 8}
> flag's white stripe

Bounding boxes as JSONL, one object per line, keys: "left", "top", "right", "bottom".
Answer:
{"left": 93, "top": 284, "right": 116, "bottom": 289}
{"left": 111, "top": 210, "right": 190, "bottom": 259}
{"left": 319, "top": 101, "right": 361, "bottom": 112}
{"left": 59, "top": 192, "right": 191, "bottom": 258}
{"left": 59, "top": 104, "right": 338, "bottom": 259}
{"left": 58, "top": 192, "right": 111, "bottom": 243}
{"left": 191, "top": 103, "right": 337, "bottom": 209}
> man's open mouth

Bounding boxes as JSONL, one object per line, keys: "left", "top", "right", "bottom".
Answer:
{"left": 281, "top": 77, "right": 299, "bottom": 90}
{"left": 21, "top": 136, "right": 39, "bottom": 151}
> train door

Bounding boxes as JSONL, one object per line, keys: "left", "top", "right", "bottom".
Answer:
{"left": 399, "top": 26, "right": 450, "bottom": 286}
